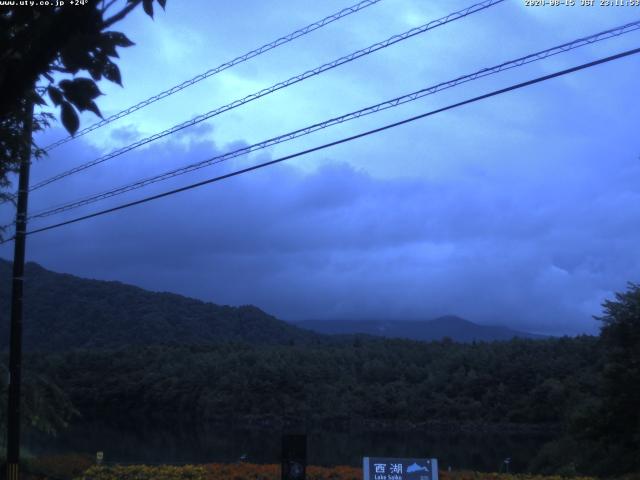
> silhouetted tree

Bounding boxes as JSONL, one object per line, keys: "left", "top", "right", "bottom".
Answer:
{"left": 0, "top": 0, "right": 167, "bottom": 202}
{"left": 593, "top": 282, "right": 640, "bottom": 472}
{"left": 0, "top": 362, "right": 79, "bottom": 438}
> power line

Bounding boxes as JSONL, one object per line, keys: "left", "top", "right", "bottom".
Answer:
{"left": 5, "top": 45, "right": 637, "bottom": 243}
{"left": 24, "top": 20, "right": 640, "bottom": 222}
{"left": 42, "top": 0, "right": 386, "bottom": 152}
{"left": 29, "top": 0, "right": 504, "bottom": 192}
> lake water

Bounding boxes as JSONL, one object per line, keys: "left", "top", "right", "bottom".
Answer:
{"left": 25, "top": 422, "right": 554, "bottom": 473}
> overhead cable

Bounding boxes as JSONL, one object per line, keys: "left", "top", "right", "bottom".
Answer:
{"left": 25, "top": 20, "right": 640, "bottom": 221}
{"left": 30, "top": 0, "right": 505, "bottom": 192}
{"left": 6, "top": 45, "right": 637, "bottom": 242}
{"left": 42, "top": 0, "right": 386, "bottom": 151}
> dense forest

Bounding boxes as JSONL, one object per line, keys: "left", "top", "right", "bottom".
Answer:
{"left": 0, "top": 260, "right": 638, "bottom": 476}
{"left": 24, "top": 337, "right": 599, "bottom": 429}
{"left": 2, "top": 332, "right": 635, "bottom": 475}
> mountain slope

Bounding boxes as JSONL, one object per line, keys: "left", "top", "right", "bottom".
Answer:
{"left": 0, "top": 259, "right": 544, "bottom": 351}
{"left": 294, "top": 315, "right": 545, "bottom": 342}
{"left": 0, "top": 259, "right": 320, "bottom": 351}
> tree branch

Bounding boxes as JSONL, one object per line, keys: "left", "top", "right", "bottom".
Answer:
{"left": 103, "top": 0, "right": 142, "bottom": 28}
{"left": 101, "top": 0, "right": 119, "bottom": 16}
{"left": 49, "top": 65, "right": 70, "bottom": 73}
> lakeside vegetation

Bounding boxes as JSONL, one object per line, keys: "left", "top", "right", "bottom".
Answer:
{"left": 3, "top": 456, "right": 604, "bottom": 480}
{"left": 73, "top": 464, "right": 601, "bottom": 480}
{"left": 25, "top": 337, "right": 599, "bottom": 429}
{"left": 0, "top": 261, "right": 638, "bottom": 477}
{"left": 1, "top": 335, "right": 612, "bottom": 475}
{"left": 2, "top": 307, "right": 639, "bottom": 475}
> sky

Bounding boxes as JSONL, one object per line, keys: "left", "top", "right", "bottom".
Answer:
{"left": 1, "top": 0, "right": 639, "bottom": 335}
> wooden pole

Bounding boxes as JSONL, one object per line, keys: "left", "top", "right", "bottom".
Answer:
{"left": 6, "top": 99, "right": 34, "bottom": 480}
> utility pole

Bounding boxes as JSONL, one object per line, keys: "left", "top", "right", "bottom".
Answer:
{"left": 5, "top": 99, "right": 34, "bottom": 480}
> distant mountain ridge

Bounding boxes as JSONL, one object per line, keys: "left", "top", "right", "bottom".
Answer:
{"left": 294, "top": 316, "right": 546, "bottom": 342}
{"left": 0, "top": 259, "right": 544, "bottom": 352}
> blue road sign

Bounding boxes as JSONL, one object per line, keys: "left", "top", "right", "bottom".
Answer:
{"left": 363, "top": 458, "right": 438, "bottom": 480}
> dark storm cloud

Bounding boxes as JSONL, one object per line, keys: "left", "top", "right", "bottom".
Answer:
{"left": 2, "top": 126, "right": 638, "bottom": 337}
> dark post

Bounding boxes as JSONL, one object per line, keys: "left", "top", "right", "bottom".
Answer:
{"left": 281, "top": 434, "right": 307, "bottom": 480}
{"left": 5, "top": 100, "right": 34, "bottom": 480}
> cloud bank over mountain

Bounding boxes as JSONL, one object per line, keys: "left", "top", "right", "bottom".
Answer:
{"left": 1, "top": 1, "right": 639, "bottom": 336}
{"left": 2, "top": 121, "right": 637, "bottom": 336}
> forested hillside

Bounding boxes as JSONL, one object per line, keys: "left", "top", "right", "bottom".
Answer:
{"left": 0, "top": 260, "right": 321, "bottom": 351}
{"left": 1, "top": 259, "right": 637, "bottom": 476}
{"left": 0, "top": 260, "right": 545, "bottom": 350}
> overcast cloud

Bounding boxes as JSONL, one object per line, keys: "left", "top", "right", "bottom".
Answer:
{"left": 1, "top": 0, "right": 639, "bottom": 335}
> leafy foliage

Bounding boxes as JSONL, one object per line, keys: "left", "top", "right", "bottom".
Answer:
{"left": 598, "top": 283, "right": 640, "bottom": 437}
{"left": 29, "top": 453, "right": 93, "bottom": 480}
{"left": 0, "top": 0, "right": 167, "bottom": 212}
{"left": 0, "top": 96, "right": 51, "bottom": 210}
{"left": 572, "top": 282, "right": 640, "bottom": 475}
{"left": 78, "top": 464, "right": 208, "bottom": 480}
{"left": 525, "top": 283, "right": 640, "bottom": 476}
{"left": 0, "top": 361, "right": 79, "bottom": 437}
{"left": 0, "top": 0, "right": 167, "bottom": 132}
{"left": 73, "top": 464, "right": 598, "bottom": 480}
{"left": 25, "top": 337, "right": 600, "bottom": 430}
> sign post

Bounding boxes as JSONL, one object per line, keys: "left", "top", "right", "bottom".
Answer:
{"left": 363, "top": 458, "right": 438, "bottom": 480}
{"left": 282, "top": 434, "right": 307, "bottom": 480}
